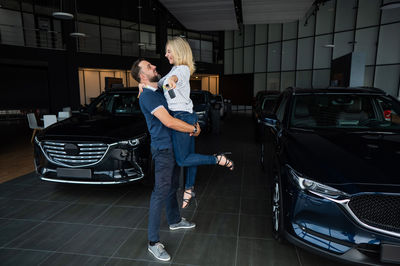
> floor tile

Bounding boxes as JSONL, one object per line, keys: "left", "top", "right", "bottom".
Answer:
{"left": 202, "top": 183, "right": 242, "bottom": 198}
{"left": 76, "top": 189, "right": 128, "bottom": 205}
{"left": 107, "top": 258, "right": 170, "bottom": 265}
{"left": 239, "top": 214, "right": 272, "bottom": 239}
{"left": 58, "top": 225, "right": 132, "bottom": 256}
{"left": 6, "top": 222, "right": 82, "bottom": 251}
{"left": 6, "top": 200, "right": 69, "bottom": 220}
{"left": 40, "top": 252, "right": 109, "bottom": 266}
{"left": 48, "top": 203, "right": 109, "bottom": 224}
{"left": 0, "top": 199, "right": 31, "bottom": 218}
{"left": 114, "top": 188, "right": 152, "bottom": 207}
{"left": 0, "top": 248, "right": 50, "bottom": 266}
{"left": 114, "top": 229, "right": 184, "bottom": 261}
{"left": 91, "top": 206, "right": 148, "bottom": 228}
{"left": 297, "top": 248, "right": 346, "bottom": 266}
{"left": 0, "top": 218, "right": 40, "bottom": 246}
{"left": 173, "top": 233, "right": 236, "bottom": 266}
{"left": 41, "top": 187, "right": 88, "bottom": 202}
{"left": 197, "top": 196, "right": 240, "bottom": 214}
{"left": 237, "top": 238, "right": 300, "bottom": 266}
{"left": 190, "top": 211, "right": 238, "bottom": 237}
{"left": 136, "top": 210, "right": 194, "bottom": 231}
{"left": 0, "top": 184, "right": 27, "bottom": 198}
{"left": 7, "top": 185, "right": 56, "bottom": 200}
{"left": 240, "top": 197, "right": 269, "bottom": 216}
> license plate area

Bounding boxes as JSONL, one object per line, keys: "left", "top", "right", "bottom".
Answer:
{"left": 381, "top": 243, "right": 400, "bottom": 264}
{"left": 57, "top": 168, "right": 92, "bottom": 179}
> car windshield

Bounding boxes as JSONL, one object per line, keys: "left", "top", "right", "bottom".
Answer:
{"left": 89, "top": 92, "right": 141, "bottom": 115}
{"left": 262, "top": 95, "right": 279, "bottom": 113}
{"left": 290, "top": 93, "right": 400, "bottom": 131}
{"left": 191, "top": 93, "right": 206, "bottom": 105}
{"left": 215, "top": 95, "right": 223, "bottom": 102}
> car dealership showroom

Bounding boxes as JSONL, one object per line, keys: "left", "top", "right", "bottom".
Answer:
{"left": 1, "top": 0, "right": 400, "bottom": 265}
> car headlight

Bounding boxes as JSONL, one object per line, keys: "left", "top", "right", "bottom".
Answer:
{"left": 118, "top": 134, "right": 146, "bottom": 147}
{"left": 287, "top": 165, "right": 349, "bottom": 199}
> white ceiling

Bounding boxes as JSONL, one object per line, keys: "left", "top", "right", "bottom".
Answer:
{"left": 159, "top": 0, "right": 239, "bottom": 31}
{"left": 159, "top": 0, "right": 315, "bottom": 31}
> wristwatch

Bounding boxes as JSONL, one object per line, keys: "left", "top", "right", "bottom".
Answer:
{"left": 193, "top": 124, "right": 198, "bottom": 134}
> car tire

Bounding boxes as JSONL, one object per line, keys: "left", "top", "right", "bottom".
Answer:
{"left": 271, "top": 170, "right": 285, "bottom": 243}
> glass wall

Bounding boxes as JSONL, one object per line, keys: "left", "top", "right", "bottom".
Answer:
{"left": 0, "top": 2, "right": 64, "bottom": 50}
{"left": 0, "top": 1, "right": 221, "bottom": 64}
{"left": 224, "top": 0, "right": 400, "bottom": 97}
{"left": 78, "top": 68, "right": 138, "bottom": 105}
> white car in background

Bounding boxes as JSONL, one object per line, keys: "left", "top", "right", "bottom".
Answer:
{"left": 214, "top": 94, "right": 225, "bottom": 117}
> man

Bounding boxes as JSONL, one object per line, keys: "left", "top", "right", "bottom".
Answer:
{"left": 130, "top": 59, "right": 199, "bottom": 262}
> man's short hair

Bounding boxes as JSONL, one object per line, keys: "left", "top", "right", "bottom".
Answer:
{"left": 130, "top": 59, "right": 143, "bottom": 82}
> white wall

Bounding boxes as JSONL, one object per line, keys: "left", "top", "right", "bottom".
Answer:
{"left": 224, "top": 0, "right": 400, "bottom": 97}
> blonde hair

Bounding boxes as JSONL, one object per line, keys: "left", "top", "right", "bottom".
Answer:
{"left": 166, "top": 37, "right": 196, "bottom": 75}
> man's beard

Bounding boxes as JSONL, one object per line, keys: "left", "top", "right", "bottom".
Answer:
{"left": 149, "top": 74, "right": 161, "bottom": 83}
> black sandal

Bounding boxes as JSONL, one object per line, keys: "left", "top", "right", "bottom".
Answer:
{"left": 182, "top": 189, "right": 196, "bottom": 209}
{"left": 215, "top": 152, "right": 234, "bottom": 171}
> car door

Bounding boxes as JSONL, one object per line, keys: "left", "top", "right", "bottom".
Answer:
{"left": 262, "top": 92, "right": 289, "bottom": 175}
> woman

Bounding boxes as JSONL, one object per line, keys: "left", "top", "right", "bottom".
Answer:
{"left": 143, "top": 37, "right": 234, "bottom": 208}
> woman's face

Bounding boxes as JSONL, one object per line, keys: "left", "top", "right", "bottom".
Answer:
{"left": 165, "top": 45, "right": 175, "bottom": 65}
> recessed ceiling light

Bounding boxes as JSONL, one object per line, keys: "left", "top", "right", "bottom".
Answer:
{"left": 52, "top": 12, "right": 74, "bottom": 20}
{"left": 70, "top": 32, "right": 86, "bottom": 37}
{"left": 381, "top": 1, "right": 400, "bottom": 10}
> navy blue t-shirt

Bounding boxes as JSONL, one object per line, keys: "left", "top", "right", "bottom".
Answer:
{"left": 139, "top": 87, "right": 172, "bottom": 150}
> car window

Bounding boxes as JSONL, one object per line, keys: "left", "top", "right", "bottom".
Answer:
{"left": 276, "top": 94, "right": 288, "bottom": 122}
{"left": 289, "top": 93, "right": 400, "bottom": 130}
{"left": 191, "top": 93, "right": 206, "bottom": 104}
{"left": 262, "top": 96, "right": 279, "bottom": 113}
{"left": 90, "top": 93, "right": 141, "bottom": 115}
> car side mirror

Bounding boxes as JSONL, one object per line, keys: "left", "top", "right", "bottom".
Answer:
{"left": 261, "top": 113, "right": 279, "bottom": 128}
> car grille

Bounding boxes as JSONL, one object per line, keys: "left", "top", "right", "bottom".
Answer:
{"left": 348, "top": 194, "right": 400, "bottom": 234}
{"left": 42, "top": 141, "right": 109, "bottom": 167}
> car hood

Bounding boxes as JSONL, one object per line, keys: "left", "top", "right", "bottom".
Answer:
{"left": 285, "top": 129, "right": 400, "bottom": 193}
{"left": 38, "top": 114, "right": 147, "bottom": 143}
{"left": 193, "top": 104, "right": 208, "bottom": 112}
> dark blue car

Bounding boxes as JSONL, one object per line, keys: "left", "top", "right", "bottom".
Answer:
{"left": 261, "top": 87, "right": 400, "bottom": 265}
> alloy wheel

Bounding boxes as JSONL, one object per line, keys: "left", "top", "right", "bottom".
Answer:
{"left": 272, "top": 180, "right": 280, "bottom": 232}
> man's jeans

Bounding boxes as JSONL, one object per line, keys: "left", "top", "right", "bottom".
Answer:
{"left": 172, "top": 111, "right": 217, "bottom": 189}
{"left": 148, "top": 147, "right": 181, "bottom": 243}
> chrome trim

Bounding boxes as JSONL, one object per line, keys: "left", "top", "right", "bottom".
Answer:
{"left": 38, "top": 141, "right": 117, "bottom": 168}
{"left": 40, "top": 174, "right": 143, "bottom": 185}
{"left": 309, "top": 191, "right": 400, "bottom": 238}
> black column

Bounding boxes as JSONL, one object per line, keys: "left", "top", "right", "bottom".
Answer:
{"left": 155, "top": 3, "right": 169, "bottom": 76}
{"left": 62, "top": 0, "right": 80, "bottom": 109}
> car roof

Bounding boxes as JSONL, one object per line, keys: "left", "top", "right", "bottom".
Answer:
{"left": 287, "top": 87, "right": 387, "bottom": 95}
{"left": 105, "top": 87, "right": 139, "bottom": 94}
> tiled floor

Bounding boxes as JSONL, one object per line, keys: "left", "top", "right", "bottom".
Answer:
{"left": 0, "top": 114, "right": 346, "bottom": 265}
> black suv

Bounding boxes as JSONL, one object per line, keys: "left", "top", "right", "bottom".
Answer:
{"left": 34, "top": 88, "right": 153, "bottom": 184}
{"left": 190, "top": 90, "right": 216, "bottom": 132}
{"left": 261, "top": 87, "right": 400, "bottom": 265}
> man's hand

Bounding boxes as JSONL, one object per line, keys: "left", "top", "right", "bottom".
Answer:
{"left": 138, "top": 83, "right": 145, "bottom": 98}
{"left": 190, "top": 122, "right": 201, "bottom": 137}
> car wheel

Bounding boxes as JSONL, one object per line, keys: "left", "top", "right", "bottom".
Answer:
{"left": 271, "top": 172, "right": 285, "bottom": 242}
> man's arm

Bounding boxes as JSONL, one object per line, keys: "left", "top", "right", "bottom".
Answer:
{"left": 153, "top": 106, "right": 200, "bottom": 136}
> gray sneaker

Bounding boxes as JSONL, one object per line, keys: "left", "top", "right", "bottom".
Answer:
{"left": 148, "top": 242, "right": 171, "bottom": 261}
{"left": 169, "top": 217, "right": 196, "bottom": 230}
